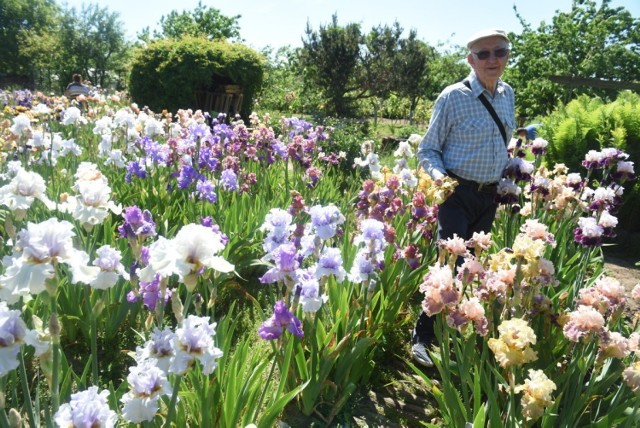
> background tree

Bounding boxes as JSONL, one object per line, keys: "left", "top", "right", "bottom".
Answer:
{"left": 361, "top": 22, "right": 403, "bottom": 124}
{"left": 56, "top": 3, "right": 130, "bottom": 89}
{"left": 0, "top": 0, "right": 60, "bottom": 83}
{"left": 17, "top": 27, "right": 65, "bottom": 90}
{"left": 256, "top": 46, "right": 315, "bottom": 114}
{"left": 129, "top": 37, "right": 264, "bottom": 116}
{"left": 153, "top": 1, "right": 241, "bottom": 41}
{"left": 394, "top": 30, "right": 439, "bottom": 124}
{"left": 301, "top": 14, "right": 363, "bottom": 117}
{"left": 505, "top": 0, "right": 640, "bottom": 119}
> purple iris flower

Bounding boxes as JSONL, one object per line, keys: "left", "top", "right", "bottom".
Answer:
{"left": 271, "top": 140, "right": 288, "bottom": 159}
{"left": 315, "top": 247, "right": 346, "bottom": 282}
{"left": 258, "top": 300, "right": 303, "bottom": 340}
{"left": 177, "top": 164, "right": 203, "bottom": 189}
{"left": 260, "top": 243, "right": 299, "bottom": 284}
{"left": 198, "top": 146, "right": 220, "bottom": 172}
{"left": 118, "top": 206, "right": 157, "bottom": 239}
{"left": 220, "top": 169, "right": 239, "bottom": 192}
{"left": 309, "top": 205, "right": 345, "bottom": 240}
{"left": 190, "top": 123, "right": 210, "bottom": 140}
{"left": 196, "top": 179, "right": 217, "bottom": 203}
{"left": 125, "top": 161, "right": 147, "bottom": 183}
{"left": 139, "top": 136, "right": 170, "bottom": 166}
{"left": 128, "top": 274, "right": 170, "bottom": 310}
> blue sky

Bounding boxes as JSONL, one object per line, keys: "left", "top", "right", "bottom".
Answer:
{"left": 62, "top": 0, "right": 640, "bottom": 51}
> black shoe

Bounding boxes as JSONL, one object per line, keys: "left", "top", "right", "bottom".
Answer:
{"left": 411, "top": 342, "right": 434, "bottom": 368}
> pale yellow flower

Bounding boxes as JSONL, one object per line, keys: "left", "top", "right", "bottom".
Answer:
{"left": 519, "top": 202, "right": 533, "bottom": 217}
{"left": 417, "top": 172, "right": 458, "bottom": 205}
{"left": 512, "top": 235, "right": 546, "bottom": 262}
{"left": 623, "top": 361, "right": 640, "bottom": 394}
{"left": 488, "top": 318, "right": 538, "bottom": 368}
{"left": 515, "top": 369, "right": 556, "bottom": 421}
{"left": 487, "top": 250, "right": 513, "bottom": 272}
{"left": 488, "top": 338, "right": 538, "bottom": 368}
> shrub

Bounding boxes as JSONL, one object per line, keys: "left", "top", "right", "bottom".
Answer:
{"left": 129, "top": 37, "right": 265, "bottom": 116}
{"left": 542, "top": 92, "right": 640, "bottom": 231}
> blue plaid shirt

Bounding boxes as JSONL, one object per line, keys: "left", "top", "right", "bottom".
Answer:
{"left": 417, "top": 71, "right": 515, "bottom": 184}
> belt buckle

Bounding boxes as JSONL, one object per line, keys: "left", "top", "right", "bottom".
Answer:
{"left": 478, "top": 182, "right": 487, "bottom": 192}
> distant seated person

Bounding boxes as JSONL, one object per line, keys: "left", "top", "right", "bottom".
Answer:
{"left": 515, "top": 123, "right": 542, "bottom": 142}
{"left": 64, "top": 74, "right": 90, "bottom": 99}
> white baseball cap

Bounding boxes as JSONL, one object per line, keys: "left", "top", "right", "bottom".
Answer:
{"left": 466, "top": 29, "right": 510, "bottom": 49}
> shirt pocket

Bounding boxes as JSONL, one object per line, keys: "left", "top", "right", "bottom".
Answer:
{"left": 503, "top": 117, "right": 516, "bottom": 136}
{"left": 455, "top": 117, "right": 494, "bottom": 141}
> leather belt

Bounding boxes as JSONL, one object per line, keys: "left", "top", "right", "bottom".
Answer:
{"left": 446, "top": 170, "right": 498, "bottom": 194}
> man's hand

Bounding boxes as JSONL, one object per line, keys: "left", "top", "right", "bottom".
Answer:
{"left": 432, "top": 171, "right": 447, "bottom": 187}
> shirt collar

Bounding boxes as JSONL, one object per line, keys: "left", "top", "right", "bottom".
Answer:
{"left": 468, "top": 72, "right": 505, "bottom": 97}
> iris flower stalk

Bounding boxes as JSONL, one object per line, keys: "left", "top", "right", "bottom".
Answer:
{"left": 84, "top": 284, "right": 99, "bottom": 384}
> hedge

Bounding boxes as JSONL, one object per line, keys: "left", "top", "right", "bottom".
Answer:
{"left": 129, "top": 36, "right": 265, "bottom": 117}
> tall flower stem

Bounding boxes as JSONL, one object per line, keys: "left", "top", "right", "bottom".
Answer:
{"left": 622, "top": 396, "right": 640, "bottom": 428}
{"left": 19, "top": 351, "right": 37, "bottom": 428}
{"left": 84, "top": 285, "right": 99, "bottom": 384}
{"left": 507, "top": 370, "right": 517, "bottom": 427}
{"left": 359, "top": 280, "right": 369, "bottom": 332}
{"left": 50, "top": 298, "right": 61, "bottom": 414}
{"left": 568, "top": 248, "right": 593, "bottom": 303}
{"left": 0, "top": 410, "right": 9, "bottom": 428}
{"left": 254, "top": 351, "right": 279, "bottom": 420}
{"left": 284, "top": 158, "right": 290, "bottom": 195}
{"left": 165, "top": 376, "right": 182, "bottom": 426}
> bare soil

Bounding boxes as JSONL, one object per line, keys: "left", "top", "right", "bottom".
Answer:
{"left": 602, "top": 246, "right": 640, "bottom": 292}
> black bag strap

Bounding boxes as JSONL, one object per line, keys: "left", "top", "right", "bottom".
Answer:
{"left": 463, "top": 79, "right": 507, "bottom": 145}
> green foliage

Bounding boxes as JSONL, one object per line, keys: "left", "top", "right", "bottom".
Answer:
{"left": 152, "top": 1, "right": 241, "bottom": 41}
{"left": 56, "top": 3, "right": 130, "bottom": 90}
{"left": 395, "top": 30, "right": 439, "bottom": 123}
{"left": 128, "top": 37, "right": 265, "bottom": 116}
{"left": 0, "top": 0, "right": 60, "bottom": 77}
{"left": 301, "top": 14, "right": 363, "bottom": 117}
{"left": 254, "top": 46, "right": 317, "bottom": 115}
{"left": 505, "top": 0, "right": 640, "bottom": 119}
{"left": 4, "top": 1, "right": 130, "bottom": 92}
{"left": 543, "top": 91, "right": 640, "bottom": 230}
{"left": 317, "top": 117, "right": 370, "bottom": 173}
{"left": 299, "top": 13, "right": 459, "bottom": 121}
{"left": 362, "top": 23, "right": 403, "bottom": 100}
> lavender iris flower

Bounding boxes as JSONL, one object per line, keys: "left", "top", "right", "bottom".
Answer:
{"left": 196, "top": 179, "right": 217, "bottom": 204}
{"left": 118, "top": 206, "right": 157, "bottom": 239}
{"left": 258, "top": 300, "right": 303, "bottom": 340}
{"left": 220, "top": 169, "right": 239, "bottom": 192}
{"left": 125, "top": 161, "right": 147, "bottom": 183}
{"left": 309, "top": 204, "right": 345, "bottom": 240}
{"left": 260, "top": 243, "right": 299, "bottom": 284}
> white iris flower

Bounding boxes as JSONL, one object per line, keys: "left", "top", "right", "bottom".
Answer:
{"left": 0, "top": 218, "right": 99, "bottom": 303}
{"left": 139, "top": 224, "right": 234, "bottom": 287}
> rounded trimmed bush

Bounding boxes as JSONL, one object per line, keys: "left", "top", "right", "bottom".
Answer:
{"left": 129, "top": 36, "right": 265, "bottom": 116}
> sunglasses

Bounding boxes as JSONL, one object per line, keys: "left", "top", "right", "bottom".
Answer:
{"left": 472, "top": 48, "right": 509, "bottom": 60}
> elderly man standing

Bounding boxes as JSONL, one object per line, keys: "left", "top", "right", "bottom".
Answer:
{"left": 412, "top": 29, "right": 515, "bottom": 367}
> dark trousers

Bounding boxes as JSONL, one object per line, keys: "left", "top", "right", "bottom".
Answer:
{"left": 413, "top": 185, "right": 498, "bottom": 344}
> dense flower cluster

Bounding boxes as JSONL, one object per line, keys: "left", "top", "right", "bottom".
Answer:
{"left": 258, "top": 202, "right": 346, "bottom": 320}
{"left": 1, "top": 88, "right": 638, "bottom": 426}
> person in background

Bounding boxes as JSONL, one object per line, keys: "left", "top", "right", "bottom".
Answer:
{"left": 412, "top": 28, "right": 515, "bottom": 367}
{"left": 516, "top": 127, "right": 529, "bottom": 141}
{"left": 516, "top": 123, "right": 542, "bottom": 142}
{"left": 64, "top": 74, "right": 90, "bottom": 99}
